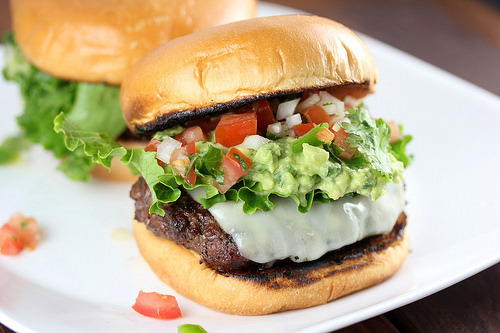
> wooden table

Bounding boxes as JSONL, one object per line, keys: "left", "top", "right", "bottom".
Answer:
{"left": 1, "top": 0, "right": 499, "bottom": 332}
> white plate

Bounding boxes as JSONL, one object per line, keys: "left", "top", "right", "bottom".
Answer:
{"left": 1, "top": 2, "right": 499, "bottom": 333}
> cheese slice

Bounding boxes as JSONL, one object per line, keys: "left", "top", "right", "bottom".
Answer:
{"left": 190, "top": 182, "right": 405, "bottom": 264}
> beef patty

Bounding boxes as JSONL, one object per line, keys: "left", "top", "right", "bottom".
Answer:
{"left": 131, "top": 177, "right": 249, "bottom": 272}
{"left": 130, "top": 177, "right": 407, "bottom": 273}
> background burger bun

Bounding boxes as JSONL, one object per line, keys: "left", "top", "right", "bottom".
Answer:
{"left": 121, "top": 15, "right": 378, "bottom": 135}
{"left": 10, "top": 0, "right": 257, "bottom": 85}
{"left": 133, "top": 220, "right": 409, "bottom": 315}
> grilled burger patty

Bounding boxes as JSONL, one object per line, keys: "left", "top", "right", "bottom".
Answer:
{"left": 131, "top": 177, "right": 407, "bottom": 273}
{"left": 131, "top": 177, "right": 250, "bottom": 272}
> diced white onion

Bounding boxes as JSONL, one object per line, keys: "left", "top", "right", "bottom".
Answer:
{"left": 321, "top": 101, "right": 344, "bottom": 114}
{"left": 331, "top": 122, "right": 342, "bottom": 132}
{"left": 318, "top": 91, "right": 345, "bottom": 117}
{"left": 344, "top": 95, "right": 361, "bottom": 108}
{"left": 276, "top": 98, "right": 300, "bottom": 120}
{"left": 157, "top": 137, "right": 182, "bottom": 163}
{"left": 237, "top": 135, "right": 271, "bottom": 150}
{"left": 285, "top": 114, "right": 302, "bottom": 129}
{"left": 267, "top": 122, "right": 286, "bottom": 137}
{"left": 296, "top": 94, "right": 320, "bottom": 113}
{"left": 318, "top": 91, "right": 338, "bottom": 102}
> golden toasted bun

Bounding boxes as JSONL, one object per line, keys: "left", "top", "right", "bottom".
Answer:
{"left": 133, "top": 218, "right": 408, "bottom": 315}
{"left": 91, "top": 158, "right": 137, "bottom": 182}
{"left": 10, "top": 0, "right": 257, "bottom": 85}
{"left": 121, "top": 15, "right": 378, "bottom": 135}
{"left": 91, "top": 139, "right": 146, "bottom": 182}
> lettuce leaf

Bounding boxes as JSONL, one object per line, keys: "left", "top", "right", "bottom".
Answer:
{"left": 122, "top": 148, "right": 224, "bottom": 216}
{"left": 391, "top": 130, "right": 413, "bottom": 167}
{"left": 54, "top": 113, "right": 127, "bottom": 168}
{"left": 2, "top": 32, "right": 126, "bottom": 181}
{"left": 0, "top": 134, "right": 31, "bottom": 164}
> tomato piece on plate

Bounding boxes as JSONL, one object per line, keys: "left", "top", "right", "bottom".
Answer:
{"left": 0, "top": 225, "right": 24, "bottom": 256}
{"left": 217, "top": 148, "right": 252, "bottom": 193}
{"left": 293, "top": 123, "right": 316, "bottom": 137}
{"left": 302, "top": 105, "right": 331, "bottom": 124}
{"left": 145, "top": 138, "right": 162, "bottom": 152}
{"left": 175, "top": 126, "right": 206, "bottom": 145}
{"left": 5, "top": 213, "right": 40, "bottom": 251}
{"left": 315, "top": 127, "right": 335, "bottom": 143}
{"left": 132, "top": 291, "right": 182, "bottom": 320}
{"left": 332, "top": 127, "right": 356, "bottom": 160}
{"left": 215, "top": 112, "right": 257, "bottom": 147}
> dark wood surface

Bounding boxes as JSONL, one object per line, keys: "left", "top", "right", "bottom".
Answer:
{"left": 270, "top": 0, "right": 500, "bottom": 96}
{"left": 1, "top": 0, "right": 499, "bottom": 332}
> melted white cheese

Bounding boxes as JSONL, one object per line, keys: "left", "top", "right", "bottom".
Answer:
{"left": 190, "top": 183, "right": 405, "bottom": 264}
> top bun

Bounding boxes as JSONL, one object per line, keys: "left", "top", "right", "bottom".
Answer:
{"left": 121, "top": 15, "right": 378, "bottom": 135}
{"left": 10, "top": 0, "right": 257, "bottom": 85}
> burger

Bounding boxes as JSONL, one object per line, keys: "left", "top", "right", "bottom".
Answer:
{"left": 84, "top": 15, "right": 413, "bottom": 314}
{"left": 1, "top": 0, "right": 256, "bottom": 181}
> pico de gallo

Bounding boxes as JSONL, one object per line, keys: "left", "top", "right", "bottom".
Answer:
{"left": 127, "top": 89, "right": 412, "bottom": 216}
{"left": 0, "top": 213, "right": 41, "bottom": 256}
{"left": 132, "top": 291, "right": 182, "bottom": 320}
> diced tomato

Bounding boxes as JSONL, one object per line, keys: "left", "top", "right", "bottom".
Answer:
{"left": 254, "top": 100, "right": 276, "bottom": 134}
{"left": 185, "top": 143, "right": 197, "bottom": 185}
{"left": 302, "top": 105, "right": 331, "bottom": 124}
{"left": 210, "top": 117, "right": 221, "bottom": 130}
{"left": 217, "top": 148, "right": 252, "bottom": 193}
{"left": 170, "top": 146, "right": 196, "bottom": 185}
{"left": 185, "top": 117, "right": 212, "bottom": 136}
{"left": 293, "top": 123, "right": 316, "bottom": 137}
{"left": 5, "top": 213, "right": 41, "bottom": 250}
{"left": 315, "top": 128, "right": 335, "bottom": 143}
{"left": 215, "top": 112, "right": 257, "bottom": 147}
{"left": 0, "top": 225, "right": 24, "bottom": 256}
{"left": 145, "top": 138, "right": 165, "bottom": 166}
{"left": 170, "top": 147, "right": 189, "bottom": 175}
{"left": 331, "top": 127, "right": 356, "bottom": 160}
{"left": 132, "top": 291, "right": 182, "bottom": 320}
{"left": 185, "top": 142, "right": 197, "bottom": 155}
{"left": 227, "top": 148, "right": 252, "bottom": 173}
{"left": 185, "top": 168, "right": 197, "bottom": 186}
{"left": 145, "top": 138, "right": 162, "bottom": 152}
{"left": 300, "top": 90, "right": 321, "bottom": 101}
{"left": 387, "top": 121, "right": 402, "bottom": 144}
{"left": 239, "top": 100, "right": 276, "bottom": 135}
{"left": 175, "top": 126, "right": 205, "bottom": 145}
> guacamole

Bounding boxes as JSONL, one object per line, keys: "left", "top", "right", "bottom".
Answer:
{"left": 248, "top": 139, "right": 404, "bottom": 207}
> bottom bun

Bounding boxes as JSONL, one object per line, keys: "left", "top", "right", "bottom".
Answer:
{"left": 91, "top": 139, "right": 146, "bottom": 182}
{"left": 91, "top": 157, "right": 138, "bottom": 182}
{"left": 133, "top": 215, "right": 409, "bottom": 315}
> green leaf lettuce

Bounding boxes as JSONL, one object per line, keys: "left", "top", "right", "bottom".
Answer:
{"left": 2, "top": 32, "right": 126, "bottom": 181}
